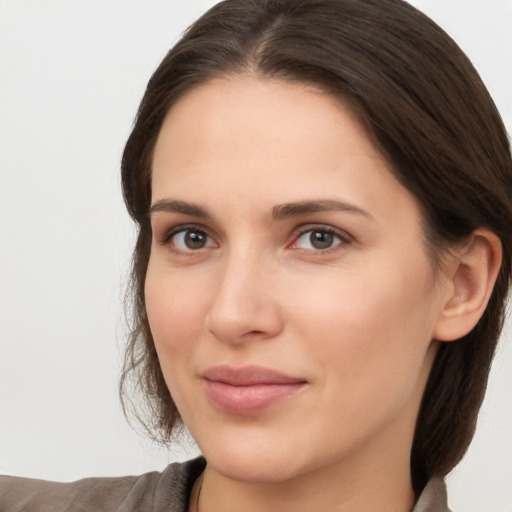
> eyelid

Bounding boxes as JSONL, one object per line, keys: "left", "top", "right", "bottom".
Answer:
{"left": 288, "top": 224, "right": 353, "bottom": 251}
{"left": 155, "top": 222, "right": 352, "bottom": 254}
{"left": 158, "top": 223, "right": 217, "bottom": 248}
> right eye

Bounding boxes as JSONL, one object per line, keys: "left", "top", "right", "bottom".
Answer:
{"left": 164, "top": 227, "right": 216, "bottom": 252}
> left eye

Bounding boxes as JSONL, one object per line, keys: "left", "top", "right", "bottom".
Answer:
{"left": 171, "top": 229, "right": 215, "bottom": 251}
{"left": 293, "top": 229, "right": 346, "bottom": 251}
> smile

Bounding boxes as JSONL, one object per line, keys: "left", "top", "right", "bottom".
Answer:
{"left": 202, "top": 365, "right": 308, "bottom": 415}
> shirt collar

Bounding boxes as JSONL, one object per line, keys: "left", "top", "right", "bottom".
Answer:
{"left": 413, "top": 477, "right": 451, "bottom": 512}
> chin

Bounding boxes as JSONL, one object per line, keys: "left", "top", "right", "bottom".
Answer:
{"left": 208, "top": 452, "right": 301, "bottom": 483}
{"left": 195, "top": 429, "right": 308, "bottom": 483}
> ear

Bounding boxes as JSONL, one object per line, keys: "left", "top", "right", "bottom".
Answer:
{"left": 434, "top": 229, "right": 502, "bottom": 342}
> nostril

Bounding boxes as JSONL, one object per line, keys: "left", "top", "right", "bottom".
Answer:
{"left": 204, "top": 284, "right": 284, "bottom": 344}
{"left": 239, "top": 330, "right": 268, "bottom": 339}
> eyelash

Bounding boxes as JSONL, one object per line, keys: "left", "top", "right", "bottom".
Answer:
{"left": 157, "top": 224, "right": 352, "bottom": 255}
{"left": 290, "top": 225, "right": 352, "bottom": 254}
{"left": 159, "top": 224, "right": 215, "bottom": 251}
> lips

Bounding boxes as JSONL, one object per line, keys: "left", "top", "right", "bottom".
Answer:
{"left": 202, "top": 365, "right": 308, "bottom": 415}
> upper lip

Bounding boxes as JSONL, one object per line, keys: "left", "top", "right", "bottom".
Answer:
{"left": 202, "top": 365, "right": 307, "bottom": 386}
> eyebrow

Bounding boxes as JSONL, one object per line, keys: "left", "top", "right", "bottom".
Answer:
{"left": 149, "top": 199, "right": 211, "bottom": 218}
{"left": 272, "top": 199, "right": 374, "bottom": 221}
{"left": 148, "top": 198, "right": 374, "bottom": 222}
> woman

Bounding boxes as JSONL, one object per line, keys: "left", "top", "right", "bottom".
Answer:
{"left": 1, "top": 0, "right": 511, "bottom": 510}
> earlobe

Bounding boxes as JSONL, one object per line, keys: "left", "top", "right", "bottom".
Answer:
{"left": 434, "top": 229, "right": 502, "bottom": 342}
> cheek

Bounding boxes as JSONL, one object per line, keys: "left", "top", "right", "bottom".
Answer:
{"left": 291, "top": 257, "right": 439, "bottom": 402}
{"left": 144, "top": 262, "right": 208, "bottom": 362}
{"left": 144, "top": 262, "right": 213, "bottom": 414}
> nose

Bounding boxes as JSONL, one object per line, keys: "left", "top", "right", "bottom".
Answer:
{"left": 205, "top": 252, "right": 284, "bottom": 345}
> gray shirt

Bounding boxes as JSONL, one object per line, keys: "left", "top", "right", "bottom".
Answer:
{"left": 0, "top": 457, "right": 451, "bottom": 511}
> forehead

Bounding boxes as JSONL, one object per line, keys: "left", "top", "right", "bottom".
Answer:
{"left": 153, "top": 76, "right": 386, "bottom": 179}
{"left": 151, "top": 76, "right": 421, "bottom": 229}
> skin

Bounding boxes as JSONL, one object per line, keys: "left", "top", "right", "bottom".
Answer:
{"left": 145, "top": 76, "right": 459, "bottom": 512}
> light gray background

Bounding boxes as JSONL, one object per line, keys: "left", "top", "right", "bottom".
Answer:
{"left": 1, "top": 1, "right": 511, "bottom": 510}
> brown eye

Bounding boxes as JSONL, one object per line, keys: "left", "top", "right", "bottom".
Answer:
{"left": 171, "top": 229, "right": 215, "bottom": 251}
{"left": 309, "top": 231, "right": 334, "bottom": 249}
{"left": 184, "top": 231, "right": 207, "bottom": 249}
{"left": 293, "top": 227, "right": 348, "bottom": 252}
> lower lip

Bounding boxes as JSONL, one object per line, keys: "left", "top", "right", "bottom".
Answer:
{"left": 203, "top": 380, "right": 306, "bottom": 415}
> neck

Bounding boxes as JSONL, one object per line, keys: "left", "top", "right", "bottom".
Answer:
{"left": 197, "top": 443, "right": 416, "bottom": 512}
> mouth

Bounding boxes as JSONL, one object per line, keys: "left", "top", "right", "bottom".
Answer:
{"left": 201, "top": 365, "right": 308, "bottom": 415}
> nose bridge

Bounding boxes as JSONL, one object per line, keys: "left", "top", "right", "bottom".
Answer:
{"left": 206, "top": 246, "right": 282, "bottom": 343}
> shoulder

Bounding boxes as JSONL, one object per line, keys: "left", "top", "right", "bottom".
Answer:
{"left": 0, "top": 473, "right": 141, "bottom": 511}
{"left": 0, "top": 457, "right": 206, "bottom": 512}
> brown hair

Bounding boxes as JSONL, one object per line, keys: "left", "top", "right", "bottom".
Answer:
{"left": 120, "top": 0, "right": 512, "bottom": 492}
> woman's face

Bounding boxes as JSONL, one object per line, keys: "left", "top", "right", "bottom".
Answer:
{"left": 145, "top": 77, "right": 453, "bottom": 483}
